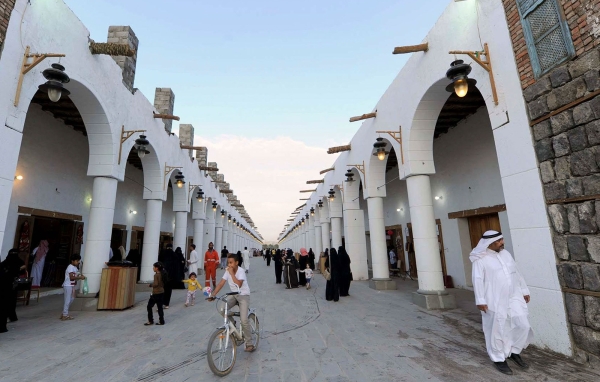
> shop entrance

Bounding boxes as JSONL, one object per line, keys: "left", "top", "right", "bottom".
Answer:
{"left": 13, "top": 208, "right": 83, "bottom": 288}
{"left": 110, "top": 224, "right": 127, "bottom": 261}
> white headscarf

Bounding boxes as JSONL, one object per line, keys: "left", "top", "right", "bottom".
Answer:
{"left": 469, "top": 230, "right": 503, "bottom": 262}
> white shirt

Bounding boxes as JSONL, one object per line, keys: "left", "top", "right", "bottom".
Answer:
{"left": 188, "top": 250, "right": 198, "bottom": 267}
{"left": 299, "top": 268, "right": 314, "bottom": 279}
{"left": 222, "top": 267, "right": 250, "bottom": 295}
{"left": 389, "top": 250, "right": 397, "bottom": 264}
{"left": 63, "top": 264, "right": 79, "bottom": 287}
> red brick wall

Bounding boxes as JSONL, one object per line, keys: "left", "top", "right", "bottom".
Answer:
{"left": 502, "top": 0, "right": 600, "bottom": 89}
{"left": 0, "top": 0, "right": 16, "bottom": 53}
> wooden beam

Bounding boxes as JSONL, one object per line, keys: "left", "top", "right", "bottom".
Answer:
{"left": 18, "top": 206, "right": 83, "bottom": 221}
{"left": 180, "top": 145, "right": 206, "bottom": 150}
{"left": 306, "top": 179, "right": 324, "bottom": 184}
{"left": 327, "top": 145, "right": 351, "bottom": 154}
{"left": 448, "top": 204, "right": 506, "bottom": 219}
{"left": 563, "top": 288, "right": 600, "bottom": 298}
{"left": 546, "top": 194, "right": 600, "bottom": 205}
{"left": 198, "top": 165, "right": 219, "bottom": 172}
{"left": 300, "top": 189, "right": 316, "bottom": 193}
{"left": 349, "top": 112, "right": 376, "bottom": 123}
{"left": 393, "top": 43, "right": 428, "bottom": 54}
{"left": 530, "top": 88, "right": 600, "bottom": 126}
{"left": 153, "top": 112, "right": 180, "bottom": 121}
{"left": 320, "top": 167, "right": 335, "bottom": 175}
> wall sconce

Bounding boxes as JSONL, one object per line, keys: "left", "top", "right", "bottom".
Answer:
{"left": 135, "top": 135, "right": 150, "bottom": 159}
{"left": 118, "top": 126, "right": 148, "bottom": 164}
{"left": 129, "top": 209, "right": 137, "bottom": 214}
{"left": 318, "top": 200, "right": 323, "bottom": 208}
{"left": 373, "top": 138, "right": 389, "bottom": 161}
{"left": 345, "top": 169, "right": 355, "bottom": 182}
{"left": 15, "top": 175, "right": 23, "bottom": 180}
{"left": 163, "top": 164, "right": 183, "bottom": 190}
{"left": 87, "top": 197, "right": 92, "bottom": 202}
{"left": 328, "top": 189, "right": 335, "bottom": 202}
{"left": 301, "top": 218, "right": 305, "bottom": 225}
{"left": 14, "top": 47, "right": 66, "bottom": 106}
{"left": 228, "top": 214, "right": 232, "bottom": 222}
{"left": 221, "top": 209, "right": 226, "bottom": 218}
{"left": 233, "top": 218, "right": 237, "bottom": 224}
{"left": 196, "top": 188, "right": 204, "bottom": 202}
{"left": 435, "top": 196, "right": 443, "bottom": 200}
{"left": 447, "top": 43, "right": 498, "bottom": 105}
{"left": 212, "top": 201, "right": 218, "bottom": 212}
{"left": 175, "top": 172, "right": 185, "bottom": 188}
{"left": 310, "top": 207, "right": 315, "bottom": 216}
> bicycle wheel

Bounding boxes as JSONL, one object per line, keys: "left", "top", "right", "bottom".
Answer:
{"left": 207, "top": 328, "right": 237, "bottom": 376}
{"left": 248, "top": 313, "right": 260, "bottom": 349}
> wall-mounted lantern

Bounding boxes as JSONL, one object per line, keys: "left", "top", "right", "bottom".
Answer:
{"left": 174, "top": 172, "right": 185, "bottom": 188}
{"left": 196, "top": 189, "right": 204, "bottom": 202}
{"left": 328, "top": 189, "right": 335, "bottom": 202}
{"left": 345, "top": 169, "right": 355, "bottom": 182}
{"left": 212, "top": 201, "right": 218, "bottom": 212}
{"left": 373, "top": 138, "right": 389, "bottom": 161}
{"left": 310, "top": 207, "right": 315, "bottom": 216}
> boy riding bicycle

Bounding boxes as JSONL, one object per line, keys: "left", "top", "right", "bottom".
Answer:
{"left": 208, "top": 254, "right": 255, "bottom": 352}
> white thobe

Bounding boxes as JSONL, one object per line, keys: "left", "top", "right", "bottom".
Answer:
{"left": 242, "top": 250, "right": 250, "bottom": 271}
{"left": 31, "top": 247, "right": 45, "bottom": 287}
{"left": 188, "top": 250, "right": 199, "bottom": 276}
{"left": 471, "top": 249, "right": 533, "bottom": 362}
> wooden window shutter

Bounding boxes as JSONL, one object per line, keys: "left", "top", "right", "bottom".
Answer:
{"left": 517, "top": 0, "right": 575, "bottom": 77}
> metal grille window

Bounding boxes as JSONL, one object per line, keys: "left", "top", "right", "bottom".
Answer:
{"left": 517, "top": 0, "right": 575, "bottom": 77}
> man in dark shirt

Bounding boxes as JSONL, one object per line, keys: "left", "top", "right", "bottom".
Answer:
{"left": 220, "top": 246, "right": 229, "bottom": 270}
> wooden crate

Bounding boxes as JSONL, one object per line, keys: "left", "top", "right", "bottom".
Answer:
{"left": 97, "top": 267, "right": 137, "bottom": 310}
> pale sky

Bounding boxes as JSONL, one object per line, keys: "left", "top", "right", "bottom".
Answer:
{"left": 64, "top": 0, "right": 452, "bottom": 242}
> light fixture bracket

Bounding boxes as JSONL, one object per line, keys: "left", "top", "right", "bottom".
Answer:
{"left": 119, "top": 126, "right": 147, "bottom": 164}
{"left": 448, "top": 43, "right": 498, "bottom": 105}
{"left": 347, "top": 161, "right": 367, "bottom": 187}
{"left": 164, "top": 163, "right": 183, "bottom": 189}
{"left": 375, "top": 128, "right": 404, "bottom": 164}
{"left": 14, "top": 46, "right": 66, "bottom": 107}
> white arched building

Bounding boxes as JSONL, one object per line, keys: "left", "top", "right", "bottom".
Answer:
{"left": 279, "top": 1, "right": 571, "bottom": 357}
{"left": 0, "top": 0, "right": 261, "bottom": 295}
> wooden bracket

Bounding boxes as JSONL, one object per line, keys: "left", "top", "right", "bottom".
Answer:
{"left": 449, "top": 43, "right": 498, "bottom": 105}
{"left": 393, "top": 42, "right": 429, "bottom": 55}
{"left": 188, "top": 183, "right": 201, "bottom": 193}
{"left": 15, "top": 46, "right": 66, "bottom": 107}
{"left": 164, "top": 163, "right": 183, "bottom": 189}
{"left": 349, "top": 112, "right": 376, "bottom": 123}
{"left": 347, "top": 161, "right": 366, "bottom": 187}
{"left": 118, "top": 126, "right": 146, "bottom": 164}
{"left": 376, "top": 127, "right": 404, "bottom": 164}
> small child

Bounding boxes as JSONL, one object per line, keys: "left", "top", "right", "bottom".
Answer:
{"left": 61, "top": 253, "right": 85, "bottom": 321}
{"left": 145, "top": 262, "right": 166, "bottom": 326}
{"left": 299, "top": 263, "right": 314, "bottom": 290}
{"left": 183, "top": 272, "right": 202, "bottom": 307}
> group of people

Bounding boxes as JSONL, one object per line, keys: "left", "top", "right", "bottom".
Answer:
{"left": 322, "top": 247, "right": 352, "bottom": 302}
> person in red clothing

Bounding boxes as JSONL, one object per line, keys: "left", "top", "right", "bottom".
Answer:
{"left": 204, "top": 242, "right": 219, "bottom": 288}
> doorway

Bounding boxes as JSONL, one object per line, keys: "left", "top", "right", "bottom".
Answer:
{"left": 468, "top": 213, "right": 501, "bottom": 248}
{"left": 110, "top": 225, "right": 127, "bottom": 260}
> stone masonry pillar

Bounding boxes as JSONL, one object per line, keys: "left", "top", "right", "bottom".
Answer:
{"left": 179, "top": 124, "right": 195, "bottom": 158}
{"left": 154, "top": 88, "right": 175, "bottom": 133}
{"left": 107, "top": 26, "right": 139, "bottom": 92}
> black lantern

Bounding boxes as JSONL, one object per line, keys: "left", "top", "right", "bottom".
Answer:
{"left": 318, "top": 199, "right": 323, "bottom": 208}
{"left": 345, "top": 169, "right": 355, "bottom": 182}
{"left": 233, "top": 218, "right": 237, "bottom": 223}
{"left": 38, "top": 63, "right": 70, "bottom": 102}
{"left": 373, "top": 138, "right": 389, "bottom": 161}
{"left": 196, "top": 188, "right": 204, "bottom": 202}
{"left": 134, "top": 135, "right": 150, "bottom": 159}
{"left": 310, "top": 207, "right": 315, "bottom": 216}
{"left": 445, "top": 60, "right": 476, "bottom": 98}
{"left": 228, "top": 214, "right": 232, "bottom": 222}
{"left": 328, "top": 188, "right": 335, "bottom": 202}
{"left": 221, "top": 209, "right": 226, "bottom": 218}
{"left": 175, "top": 171, "right": 185, "bottom": 188}
{"left": 211, "top": 201, "right": 218, "bottom": 211}
{"left": 305, "top": 213, "right": 309, "bottom": 220}
{"left": 301, "top": 218, "right": 305, "bottom": 225}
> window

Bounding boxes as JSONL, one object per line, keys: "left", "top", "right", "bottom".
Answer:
{"left": 517, "top": 0, "right": 575, "bottom": 77}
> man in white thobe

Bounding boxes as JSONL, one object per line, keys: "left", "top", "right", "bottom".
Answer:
{"left": 242, "top": 247, "right": 250, "bottom": 274}
{"left": 470, "top": 230, "right": 533, "bottom": 375}
{"left": 188, "top": 244, "right": 199, "bottom": 278}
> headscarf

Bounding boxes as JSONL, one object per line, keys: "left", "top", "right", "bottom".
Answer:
{"left": 34, "top": 240, "right": 49, "bottom": 263}
{"left": 300, "top": 248, "right": 308, "bottom": 256}
{"left": 469, "top": 230, "right": 503, "bottom": 262}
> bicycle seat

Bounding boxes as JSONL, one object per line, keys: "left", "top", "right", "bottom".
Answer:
{"left": 226, "top": 292, "right": 239, "bottom": 296}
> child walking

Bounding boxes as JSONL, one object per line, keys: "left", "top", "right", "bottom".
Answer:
{"left": 61, "top": 253, "right": 85, "bottom": 320}
{"left": 182, "top": 272, "right": 202, "bottom": 307}
{"left": 145, "top": 262, "right": 166, "bottom": 326}
{"left": 299, "top": 263, "right": 314, "bottom": 290}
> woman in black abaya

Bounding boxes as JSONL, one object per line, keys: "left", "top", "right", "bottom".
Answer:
{"left": 284, "top": 249, "right": 299, "bottom": 289}
{"left": 338, "top": 246, "right": 352, "bottom": 297}
{"left": 173, "top": 247, "right": 186, "bottom": 289}
{"left": 274, "top": 249, "right": 283, "bottom": 284}
{"left": 1, "top": 249, "right": 25, "bottom": 325}
{"left": 298, "top": 248, "right": 308, "bottom": 286}
{"left": 325, "top": 248, "right": 340, "bottom": 302}
{"left": 308, "top": 248, "right": 316, "bottom": 271}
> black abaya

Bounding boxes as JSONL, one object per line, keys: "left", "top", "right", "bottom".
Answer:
{"left": 266, "top": 252, "right": 271, "bottom": 266}
{"left": 1, "top": 250, "right": 24, "bottom": 322}
{"left": 274, "top": 250, "right": 283, "bottom": 284}
{"left": 308, "top": 250, "right": 316, "bottom": 270}
{"left": 298, "top": 256, "right": 308, "bottom": 286}
{"left": 338, "top": 247, "right": 352, "bottom": 297}
{"left": 325, "top": 248, "right": 340, "bottom": 302}
{"left": 173, "top": 248, "right": 186, "bottom": 289}
{"left": 284, "top": 250, "right": 299, "bottom": 288}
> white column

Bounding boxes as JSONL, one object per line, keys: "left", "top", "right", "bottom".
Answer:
{"left": 227, "top": 222, "right": 234, "bottom": 252}
{"left": 406, "top": 175, "right": 445, "bottom": 292}
{"left": 367, "top": 197, "right": 390, "bottom": 280}
{"left": 205, "top": 209, "right": 216, "bottom": 250}
{"left": 140, "top": 199, "right": 163, "bottom": 282}
{"left": 81, "top": 177, "right": 118, "bottom": 293}
{"left": 222, "top": 223, "right": 229, "bottom": 253}
{"left": 174, "top": 211, "right": 188, "bottom": 254}
{"left": 321, "top": 221, "right": 330, "bottom": 251}
{"left": 193, "top": 218, "right": 204, "bottom": 272}
{"left": 215, "top": 215, "right": 223, "bottom": 253}
{"left": 343, "top": 209, "right": 369, "bottom": 281}
{"left": 331, "top": 217, "right": 343, "bottom": 250}
{"left": 308, "top": 215, "right": 315, "bottom": 252}
{"left": 313, "top": 208, "right": 323, "bottom": 255}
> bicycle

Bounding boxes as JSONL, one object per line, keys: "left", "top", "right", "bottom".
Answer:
{"left": 205, "top": 290, "right": 260, "bottom": 377}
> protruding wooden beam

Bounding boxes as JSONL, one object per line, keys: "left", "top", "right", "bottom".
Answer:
{"left": 89, "top": 41, "right": 135, "bottom": 57}
{"left": 198, "top": 165, "right": 219, "bottom": 172}
{"left": 392, "top": 42, "right": 429, "bottom": 55}
{"left": 153, "top": 112, "right": 180, "bottom": 121}
{"left": 327, "top": 145, "right": 351, "bottom": 154}
{"left": 320, "top": 167, "right": 335, "bottom": 175}
{"left": 306, "top": 179, "right": 324, "bottom": 184}
{"left": 180, "top": 145, "right": 206, "bottom": 150}
{"left": 300, "top": 198, "right": 310, "bottom": 200}
{"left": 349, "top": 112, "right": 376, "bottom": 123}
{"left": 300, "top": 189, "right": 316, "bottom": 193}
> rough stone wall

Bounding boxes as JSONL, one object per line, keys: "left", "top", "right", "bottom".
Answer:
{"left": 527, "top": 48, "right": 600, "bottom": 362}
{"left": 503, "top": 0, "right": 600, "bottom": 89}
{"left": 107, "top": 26, "right": 139, "bottom": 92}
{"left": 178, "top": 124, "right": 194, "bottom": 158}
{"left": 0, "top": 0, "right": 16, "bottom": 58}
{"left": 153, "top": 88, "right": 175, "bottom": 133}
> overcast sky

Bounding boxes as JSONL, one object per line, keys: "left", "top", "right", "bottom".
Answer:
{"left": 64, "top": 0, "right": 452, "bottom": 242}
